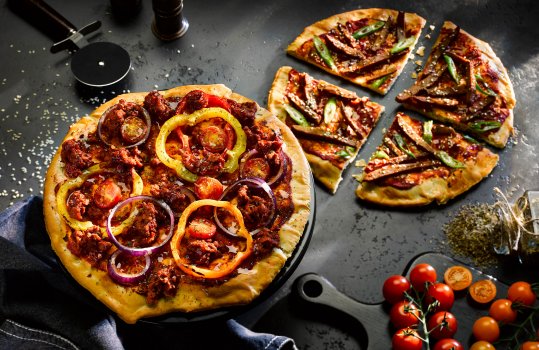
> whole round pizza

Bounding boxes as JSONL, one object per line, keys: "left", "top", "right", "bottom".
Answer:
{"left": 43, "top": 84, "right": 311, "bottom": 324}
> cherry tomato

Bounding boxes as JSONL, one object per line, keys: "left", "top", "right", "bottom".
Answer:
{"left": 444, "top": 265, "right": 473, "bottom": 291}
{"left": 390, "top": 300, "right": 421, "bottom": 329}
{"left": 425, "top": 283, "right": 455, "bottom": 311}
{"left": 469, "top": 279, "right": 497, "bottom": 305}
{"left": 409, "top": 263, "right": 437, "bottom": 292}
{"left": 427, "top": 311, "right": 458, "bottom": 340}
{"left": 472, "top": 316, "right": 500, "bottom": 343}
{"left": 194, "top": 176, "right": 224, "bottom": 200}
{"left": 470, "top": 341, "right": 495, "bottom": 350}
{"left": 195, "top": 123, "right": 229, "bottom": 153}
{"left": 186, "top": 217, "right": 217, "bottom": 239}
{"left": 206, "top": 94, "right": 231, "bottom": 112}
{"left": 93, "top": 178, "right": 123, "bottom": 209}
{"left": 392, "top": 328, "right": 423, "bottom": 350}
{"left": 508, "top": 281, "right": 536, "bottom": 307}
{"left": 242, "top": 158, "right": 271, "bottom": 180}
{"left": 433, "top": 338, "right": 464, "bottom": 350}
{"left": 521, "top": 341, "right": 539, "bottom": 350}
{"left": 121, "top": 115, "right": 148, "bottom": 144}
{"left": 383, "top": 275, "right": 411, "bottom": 304}
{"left": 489, "top": 298, "right": 517, "bottom": 324}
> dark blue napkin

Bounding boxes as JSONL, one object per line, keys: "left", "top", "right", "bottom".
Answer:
{"left": 0, "top": 196, "right": 296, "bottom": 350}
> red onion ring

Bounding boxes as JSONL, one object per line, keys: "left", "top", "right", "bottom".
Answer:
{"left": 214, "top": 177, "right": 277, "bottom": 236}
{"left": 239, "top": 149, "right": 288, "bottom": 186}
{"left": 98, "top": 104, "right": 151, "bottom": 149}
{"left": 106, "top": 195, "right": 174, "bottom": 256}
{"left": 107, "top": 250, "right": 151, "bottom": 285}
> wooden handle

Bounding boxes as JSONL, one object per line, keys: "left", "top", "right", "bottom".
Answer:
{"left": 8, "top": 0, "right": 77, "bottom": 41}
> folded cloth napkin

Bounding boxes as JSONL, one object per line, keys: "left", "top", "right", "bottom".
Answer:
{"left": 0, "top": 196, "right": 296, "bottom": 350}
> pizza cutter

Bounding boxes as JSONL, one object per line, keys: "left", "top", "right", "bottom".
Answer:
{"left": 9, "top": 0, "right": 131, "bottom": 87}
{"left": 295, "top": 273, "right": 391, "bottom": 349}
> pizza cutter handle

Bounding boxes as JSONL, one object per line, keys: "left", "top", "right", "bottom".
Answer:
{"left": 295, "top": 273, "right": 391, "bottom": 349}
{"left": 8, "top": 0, "right": 77, "bottom": 42}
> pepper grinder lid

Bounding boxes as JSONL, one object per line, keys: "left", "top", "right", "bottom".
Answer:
{"left": 151, "top": 0, "right": 188, "bottom": 41}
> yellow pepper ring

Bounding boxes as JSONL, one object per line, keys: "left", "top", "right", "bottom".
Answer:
{"left": 56, "top": 164, "right": 143, "bottom": 233}
{"left": 155, "top": 107, "right": 247, "bottom": 183}
{"left": 170, "top": 199, "right": 253, "bottom": 279}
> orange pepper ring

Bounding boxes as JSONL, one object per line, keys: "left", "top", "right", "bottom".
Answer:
{"left": 170, "top": 199, "right": 253, "bottom": 279}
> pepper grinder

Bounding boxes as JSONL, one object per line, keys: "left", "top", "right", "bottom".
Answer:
{"left": 151, "top": 0, "right": 189, "bottom": 41}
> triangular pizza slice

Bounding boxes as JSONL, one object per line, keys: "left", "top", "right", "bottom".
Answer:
{"left": 287, "top": 8, "right": 426, "bottom": 94}
{"left": 355, "top": 112, "right": 498, "bottom": 206}
{"left": 396, "top": 21, "right": 516, "bottom": 148}
{"left": 268, "top": 66, "right": 384, "bottom": 193}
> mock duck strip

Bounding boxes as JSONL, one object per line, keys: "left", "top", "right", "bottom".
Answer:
{"left": 383, "top": 136, "right": 404, "bottom": 156}
{"left": 325, "top": 34, "right": 366, "bottom": 58}
{"left": 341, "top": 49, "right": 408, "bottom": 73}
{"left": 340, "top": 102, "right": 368, "bottom": 139}
{"left": 364, "top": 159, "right": 442, "bottom": 181}
{"left": 372, "top": 16, "right": 391, "bottom": 51}
{"left": 396, "top": 114, "right": 438, "bottom": 155}
{"left": 422, "top": 26, "right": 460, "bottom": 77}
{"left": 291, "top": 124, "right": 358, "bottom": 147}
{"left": 410, "top": 96, "right": 459, "bottom": 108}
{"left": 396, "top": 62, "right": 447, "bottom": 101}
{"left": 287, "top": 93, "right": 321, "bottom": 124}
{"left": 317, "top": 80, "right": 358, "bottom": 99}
{"left": 396, "top": 11, "right": 406, "bottom": 42}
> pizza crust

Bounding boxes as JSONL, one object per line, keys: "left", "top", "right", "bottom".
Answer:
{"left": 44, "top": 85, "right": 311, "bottom": 324}
{"left": 399, "top": 21, "right": 515, "bottom": 148}
{"left": 286, "top": 8, "right": 426, "bottom": 94}
{"left": 355, "top": 148, "right": 499, "bottom": 206}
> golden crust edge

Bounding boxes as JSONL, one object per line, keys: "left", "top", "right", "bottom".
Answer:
{"left": 355, "top": 148, "right": 499, "bottom": 207}
{"left": 44, "top": 84, "right": 312, "bottom": 324}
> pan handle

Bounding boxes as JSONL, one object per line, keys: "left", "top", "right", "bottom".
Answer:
{"left": 8, "top": 0, "right": 78, "bottom": 41}
{"left": 295, "top": 273, "right": 391, "bottom": 349}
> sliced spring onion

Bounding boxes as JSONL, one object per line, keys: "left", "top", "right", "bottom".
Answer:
{"left": 370, "top": 74, "right": 390, "bottom": 89}
{"left": 469, "top": 120, "right": 502, "bottom": 133}
{"left": 475, "top": 74, "right": 497, "bottom": 96}
{"left": 393, "top": 133, "right": 416, "bottom": 158}
{"left": 436, "top": 151, "right": 465, "bottom": 168}
{"left": 323, "top": 97, "right": 338, "bottom": 124}
{"left": 313, "top": 35, "right": 337, "bottom": 71}
{"left": 390, "top": 36, "right": 415, "bottom": 54}
{"left": 443, "top": 54, "right": 459, "bottom": 83}
{"left": 463, "top": 134, "right": 480, "bottom": 144}
{"left": 372, "top": 150, "right": 390, "bottom": 160}
{"left": 422, "top": 120, "right": 433, "bottom": 144}
{"left": 283, "top": 104, "right": 310, "bottom": 126}
{"left": 352, "top": 21, "right": 385, "bottom": 39}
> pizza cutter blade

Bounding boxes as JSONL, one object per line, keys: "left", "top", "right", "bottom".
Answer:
{"left": 9, "top": 0, "right": 131, "bottom": 87}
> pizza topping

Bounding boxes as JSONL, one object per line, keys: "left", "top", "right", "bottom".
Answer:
{"left": 61, "top": 138, "right": 94, "bottom": 178}
{"left": 156, "top": 107, "right": 247, "bottom": 182}
{"left": 364, "top": 159, "right": 442, "bottom": 181}
{"left": 98, "top": 100, "right": 151, "bottom": 149}
{"left": 175, "top": 90, "right": 209, "bottom": 115}
{"left": 93, "top": 178, "right": 123, "bottom": 209}
{"left": 422, "top": 120, "right": 434, "bottom": 143}
{"left": 151, "top": 182, "right": 196, "bottom": 217}
{"left": 393, "top": 133, "right": 416, "bottom": 159}
{"left": 291, "top": 125, "right": 358, "bottom": 147}
{"left": 143, "top": 91, "right": 174, "bottom": 123}
{"left": 107, "top": 250, "right": 151, "bottom": 285}
{"left": 352, "top": 20, "right": 385, "bottom": 39}
{"left": 170, "top": 199, "right": 253, "bottom": 279}
{"left": 283, "top": 103, "right": 310, "bottom": 126}
{"left": 67, "top": 227, "right": 112, "bottom": 269}
{"left": 287, "top": 93, "right": 321, "bottom": 124}
{"left": 390, "top": 36, "right": 415, "bottom": 54}
{"left": 216, "top": 177, "right": 277, "bottom": 235}
{"left": 443, "top": 54, "right": 460, "bottom": 83}
{"left": 475, "top": 74, "right": 497, "bottom": 97}
{"left": 469, "top": 120, "right": 502, "bottom": 133}
{"left": 67, "top": 190, "right": 90, "bottom": 221}
{"left": 312, "top": 35, "right": 337, "bottom": 71}
{"left": 106, "top": 195, "right": 174, "bottom": 256}
{"left": 194, "top": 176, "right": 224, "bottom": 200}
{"left": 186, "top": 217, "right": 217, "bottom": 239}
{"left": 323, "top": 97, "right": 338, "bottom": 124}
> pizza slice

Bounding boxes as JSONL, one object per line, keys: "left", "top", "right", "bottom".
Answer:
{"left": 355, "top": 112, "right": 498, "bottom": 206}
{"left": 287, "top": 8, "right": 426, "bottom": 94}
{"left": 396, "top": 21, "right": 516, "bottom": 148}
{"left": 268, "top": 66, "right": 384, "bottom": 193}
